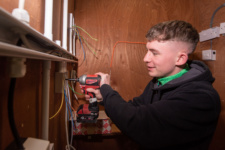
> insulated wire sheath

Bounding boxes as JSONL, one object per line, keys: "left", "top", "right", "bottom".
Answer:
{"left": 76, "top": 29, "right": 86, "bottom": 66}
{"left": 64, "top": 89, "right": 70, "bottom": 150}
{"left": 80, "top": 35, "right": 97, "bottom": 56}
{"left": 75, "top": 25, "right": 98, "bottom": 41}
{"left": 66, "top": 85, "right": 76, "bottom": 132}
{"left": 49, "top": 94, "right": 64, "bottom": 119}
{"left": 8, "top": 78, "right": 24, "bottom": 149}
{"left": 49, "top": 79, "right": 64, "bottom": 119}
{"left": 68, "top": 83, "right": 83, "bottom": 95}
{"left": 73, "top": 27, "right": 97, "bottom": 56}
{"left": 66, "top": 85, "right": 74, "bottom": 146}
{"left": 64, "top": 83, "right": 76, "bottom": 150}
{"left": 209, "top": 3, "right": 225, "bottom": 49}
{"left": 71, "top": 82, "right": 78, "bottom": 100}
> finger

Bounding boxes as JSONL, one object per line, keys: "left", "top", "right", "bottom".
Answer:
{"left": 84, "top": 95, "right": 90, "bottom": 100}
{"left": 95, "top": 72, "right": 105, "bottom": 76}
{"left": 86, "top": 88, "right": 96, "bottom": 93}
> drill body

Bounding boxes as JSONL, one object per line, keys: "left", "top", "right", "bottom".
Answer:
{"left": 75, "top": 74, "right": 101, "bottom": 123}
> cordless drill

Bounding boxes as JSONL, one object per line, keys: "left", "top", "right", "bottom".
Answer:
{"left": 67, "top": 74, "right": 101, "bottom": 123}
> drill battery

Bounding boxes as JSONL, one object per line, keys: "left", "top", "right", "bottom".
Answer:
{"left": 77, "top": 102, "right": 99, "bottom": 123}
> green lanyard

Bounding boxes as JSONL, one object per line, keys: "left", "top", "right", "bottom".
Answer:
{"left": 158, "top": 64, "right": 190, "bottom": 86}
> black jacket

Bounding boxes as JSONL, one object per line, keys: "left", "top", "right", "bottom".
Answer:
{"left": 100, "top": 60, "right": 221, "bottom": 150}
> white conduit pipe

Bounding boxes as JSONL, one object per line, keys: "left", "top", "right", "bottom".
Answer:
{"left": 41, "top": 60, "right": 51, "bottom": 140}
{"left": 44, "top": 0, "right": 53, "bottom": 40}
{"left": 62, "top": 0, "right": 68, "bottom": 50}
{"left": 18, "top": 0, "right": 25, "bottom": 9}
{"left": 41, "top": 0, "right": 53, "bottom": 140}
{"left": 69, "top": 13, "right": 73, "bottom": 54}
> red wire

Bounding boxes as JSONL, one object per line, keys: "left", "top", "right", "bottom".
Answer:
{"left": 110, "top": 41, "right": 146, "bottom": 69}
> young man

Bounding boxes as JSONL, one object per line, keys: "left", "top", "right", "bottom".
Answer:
{"left": 86, "top": 20, "right": 221, "bottom": 149}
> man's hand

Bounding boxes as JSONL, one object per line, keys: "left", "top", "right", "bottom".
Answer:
{"left": 96, "top": 72, "right": 110, "bottom": 87}
{"left": 85, "top": 88, "right": 103, "bottom": 102}
{"left": 84, "top": 72, "right": 110, "bottom": 102}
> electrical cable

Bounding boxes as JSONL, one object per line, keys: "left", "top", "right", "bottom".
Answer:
{"left": 49, "top": 93, "right": 64, "bottom": 119}
{"left": 64, "top": 82, "right": 76, "bottom": 150}
{"left": 65, "top": 86, "right": 76, "bottom": 131}
{"left": 80, "top": 35, "right": 98, "bottom": 57}
{"left": 110, "top": 41, "right": 146, "bottom": 75}
{"left": 209, "top": 3, "right": 225, "bottom": 49}
{"left": 49, "top": 79, "right": 65, "bottom": 119}
{"left": 66, "top": 85, "right": 75, "bottom": 147}
{"left": 65, "top": 91, "right": 70, "bottom": 150}
{"left": 68, "top": 83, "right": 83, "bottom": 96}
{"left": 66, "top": 84, "right": 76, "bottom": 148}
{"left": 8, "top": 78, "right": 24, "bottom": 150}
{"left": 73, "top": 27, "right": 98, "bottom": 56}
{"left": 75, "top": 28, "right": 86, "bottom": 66}
{"left": 20, "top": 34, "right": 32, "bottom": 49}
{"left": 75, "top": 25, "right": 98, "bottom": 41}
{"left": 65, "top": 88, "right": 72, "bottom": 150}
{"left": 69, "top": 71, "right": 78, "bottom": 101}
{"left": 71, "top": 82, "right": 78, "bottom": 100}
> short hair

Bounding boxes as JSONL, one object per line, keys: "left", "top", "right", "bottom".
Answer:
{"left": 145, "top": 20, "right": 199, "bottom": 53}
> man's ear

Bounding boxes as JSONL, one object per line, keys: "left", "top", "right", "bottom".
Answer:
{"left": 175, "top": 52, "right": 188, "bottom": 66}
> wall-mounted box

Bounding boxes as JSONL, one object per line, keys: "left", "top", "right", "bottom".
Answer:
{"left": 202, "top": 50, "right": 216, "bottom": 60}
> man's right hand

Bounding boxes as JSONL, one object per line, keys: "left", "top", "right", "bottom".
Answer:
{"left": 95, "top": 72, "right": 110, "bottom": 87}
{"left": 84, "top": 72, "right": 110, "bottom": 102}
{"left": 85, "top": 88, "right": 103, "bottom": 102}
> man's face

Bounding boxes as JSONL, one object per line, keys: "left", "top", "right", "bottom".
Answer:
{"left": 144, "top": 40, "right": 181, "bottom": 78}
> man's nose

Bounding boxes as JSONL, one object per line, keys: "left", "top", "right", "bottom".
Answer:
{"left": 143, "top": 51, "right": 151, "bottom": 62}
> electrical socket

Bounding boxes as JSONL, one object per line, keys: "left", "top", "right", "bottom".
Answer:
{"left": 199, "top": 27, "right": 220, "bottom": 42}
{"left": 202, "top": 50, "right": 216, "bottom": 60}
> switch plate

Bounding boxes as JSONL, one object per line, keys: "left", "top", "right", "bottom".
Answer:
{"left": 199, "top": 27, "right": 220, "bottom": 42}
{"left": 202, "top": 50, "right": 216, "bottom": 60}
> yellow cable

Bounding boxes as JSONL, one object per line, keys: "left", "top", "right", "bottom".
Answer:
{"left": 80, "top": 36, "right": 97, "bottom": 56}
{"left": 75, "top": 25, "right": 98, "bottom": 41}
{"left": 73, "top": 28, "right": 97, "bottom": 56}
{"left": 49, "top": 94, "right": 64, "bottom": 119}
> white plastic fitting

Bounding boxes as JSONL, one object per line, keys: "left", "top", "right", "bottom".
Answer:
{"left": 9, "top": 57, "right": 26, "bottom": 78}
{"left": 12, "top": 0, "right": 30, "bottom": 24}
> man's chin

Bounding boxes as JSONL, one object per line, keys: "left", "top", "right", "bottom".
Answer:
{"left": 148, "top": 72, "right": 156, "bottom": 77}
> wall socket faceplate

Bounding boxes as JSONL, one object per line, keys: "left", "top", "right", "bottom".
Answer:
{"left": 202, "top": 50, "right": 216, "bottom": 60}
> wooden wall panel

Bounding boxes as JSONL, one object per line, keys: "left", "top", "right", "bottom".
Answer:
{"left": 74, "top": 0, "right": 225, "bottom": 149}
{"left": 74, "top": 0, "right": 196, "bottom": 103}
{"left": 194, "top": 0, "right": 225, "bottom": 149}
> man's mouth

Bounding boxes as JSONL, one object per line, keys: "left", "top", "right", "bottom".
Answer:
{"left": 147, "top": 66, "right": 155, "bottom": 71}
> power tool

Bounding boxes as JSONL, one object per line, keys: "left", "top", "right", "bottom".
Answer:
{"left": 67, "top": 74, "right": 101, "bottom": 123}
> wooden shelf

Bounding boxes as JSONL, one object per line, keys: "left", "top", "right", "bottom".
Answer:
{"left": 0, "top": 7, "right": 77, "bottom": 62}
